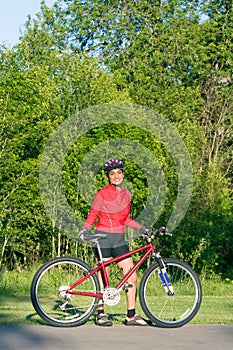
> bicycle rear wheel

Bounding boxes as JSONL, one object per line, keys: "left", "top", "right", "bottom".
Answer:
{"left": 31, "top": 256, "right": 100, "bottom": 327}
{"left": 139, "top": 258, "right": 202, "bottom": 328}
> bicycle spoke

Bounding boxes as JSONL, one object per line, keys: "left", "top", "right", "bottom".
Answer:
{"left": 31, "top": 257, "right": 100, "bottom": 327}
{"left": 139, "top": 258, "right": 202, "bottom": 327}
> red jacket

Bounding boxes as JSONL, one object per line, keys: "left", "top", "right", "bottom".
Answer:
{"left": 84, "top": 184, "right": 142, "bottom": 233}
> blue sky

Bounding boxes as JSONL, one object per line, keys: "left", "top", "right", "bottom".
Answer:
{"left": 0, "top": 0, "right": 56, "bottom": 47}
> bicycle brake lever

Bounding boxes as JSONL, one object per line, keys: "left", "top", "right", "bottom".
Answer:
{"left": 158, "top": 227, "right": 173, "bottom": 236}
{"left": 165, "top": 232, "right": 173, "bottom": 236}
{"left": 158, "top": 226, "right": 166, "bottom": 235}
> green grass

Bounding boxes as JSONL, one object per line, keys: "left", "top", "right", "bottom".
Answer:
{"left": 0, "top": 269, "right": 232, "bottom": 326}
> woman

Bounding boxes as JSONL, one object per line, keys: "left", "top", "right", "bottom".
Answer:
{"left": 78, "top": 158, "right": 148, "bottom": 326}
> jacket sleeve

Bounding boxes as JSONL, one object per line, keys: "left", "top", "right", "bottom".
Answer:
{"left": 83, "top": 192, "right": 101, "bottom": 230}
{"left": 124, "top": 188, "right": 142, "bottom": 230}
{"left": 125, "top": 216, "right": 142, "bottom": 230}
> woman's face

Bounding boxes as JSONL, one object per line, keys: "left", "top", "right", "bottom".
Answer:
{"left": 108, "top": 168, "right": 124, "bottom": 186}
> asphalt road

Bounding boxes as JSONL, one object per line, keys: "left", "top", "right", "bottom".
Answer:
{"left": 0, "top": 324, "right": 232, "bottom": 350}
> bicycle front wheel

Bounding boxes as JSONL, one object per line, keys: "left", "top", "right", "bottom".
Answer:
{"left": 31, "top": 256, "right": 100, "bottom": 327}
{"left": 139, "top": 258, "right": 202, "bottom": 328}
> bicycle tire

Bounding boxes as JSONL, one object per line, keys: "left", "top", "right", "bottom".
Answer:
{"left": 139, "top": 258, "right": 202, "bottom": 328}
{"left": 31, "top": 256, "right": 100, "bottom": 327}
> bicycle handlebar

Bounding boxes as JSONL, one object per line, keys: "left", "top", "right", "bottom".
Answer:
{"left": 141, "top": 226, "right": 172, "bottom": 239}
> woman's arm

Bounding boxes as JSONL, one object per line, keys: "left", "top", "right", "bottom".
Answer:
{"left": 125, "top": 216, "right": 142, "bottom": 230}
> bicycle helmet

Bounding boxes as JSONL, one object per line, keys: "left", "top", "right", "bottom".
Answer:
{"left": 103, "top": 158, "right": 125, "bottom": 174}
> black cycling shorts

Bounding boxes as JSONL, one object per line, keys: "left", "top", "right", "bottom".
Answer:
{"left": 93, "top": 231, "right": 130, "bottom": 260}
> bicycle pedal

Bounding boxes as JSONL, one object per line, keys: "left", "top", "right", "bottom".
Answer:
{"left": 123, "top": 283, "right": 133, "bottom": 290}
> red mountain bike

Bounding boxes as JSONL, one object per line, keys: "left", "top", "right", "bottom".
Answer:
{"left": 31, "top": 227, "right": 202, "bottom": 328}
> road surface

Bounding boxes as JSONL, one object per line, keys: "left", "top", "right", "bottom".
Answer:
{"left": 0, "top": 324, "right": 232, "bottom": 350}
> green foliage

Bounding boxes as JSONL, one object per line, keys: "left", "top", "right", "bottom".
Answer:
{"left": 0, "top": 0, "right": 232, "bottom": 277}
{"left": 0, "top": 44, "right": 130, "bottom": 269}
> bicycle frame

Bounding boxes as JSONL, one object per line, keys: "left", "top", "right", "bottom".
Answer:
{"left": 67, "top": 241, "right": 155, "bottom": 299}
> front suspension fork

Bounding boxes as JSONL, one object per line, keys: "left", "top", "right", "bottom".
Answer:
{"left": 153, "top": 254, "right": 175, "bottom": 295}
{"left": 158, "top": 268, "right": 175, "bottom": 295}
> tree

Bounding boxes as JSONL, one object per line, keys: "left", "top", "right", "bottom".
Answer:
{"left": 0, "top": 41, "right": 130, "bottom": 268}
{"left": 1, "top": 0, "right": 232, "bottom": 275}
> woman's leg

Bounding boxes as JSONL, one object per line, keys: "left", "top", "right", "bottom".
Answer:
{"left": 96, "top": 257, "right": 111, "bottom": 311}
{"left": 117, "top": 257, "right": 147, "bottom": 325}
{"left": 117, "top": 257, "right": 137, "bottom": 310}
{"left": 95, "top": 257, "right": 113, "bottom": 326}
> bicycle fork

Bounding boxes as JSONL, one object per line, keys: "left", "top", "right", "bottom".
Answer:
{"left": 153, "top": 254, "right": 175, "bottom": 296}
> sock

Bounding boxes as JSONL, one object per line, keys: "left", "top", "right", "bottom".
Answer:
{"left": 97, "top": 308, "right": 104, "bottom": 315}
{"left": 127, "top": 309, "right": 135, "bottom": 318}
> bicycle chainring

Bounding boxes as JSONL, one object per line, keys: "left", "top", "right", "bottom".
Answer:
{"left": 102, "top": 287, "right": 120, "bottom": 306}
